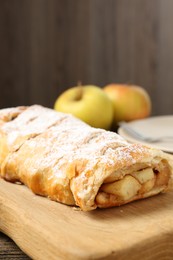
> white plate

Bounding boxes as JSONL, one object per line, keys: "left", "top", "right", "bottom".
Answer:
{"left": 118, "top": 116, "right": 173, "bottom": 153}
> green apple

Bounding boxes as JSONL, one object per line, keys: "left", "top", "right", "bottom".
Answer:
{"left": 54, "top": 85, "right": 114, "bottom": 130}
{"left": 103, "top": 84, "right": 151, "bottom": 124}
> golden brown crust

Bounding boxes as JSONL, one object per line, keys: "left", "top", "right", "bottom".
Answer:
{"left": 0, "top": 105, "right": 173, "bottom": 211}
{"left": 0, "top": 106, "right": 27, "bottom": 125}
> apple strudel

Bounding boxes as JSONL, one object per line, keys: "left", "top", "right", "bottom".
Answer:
{"left": 0, "top": 105, "right": 172, "bottom": 211}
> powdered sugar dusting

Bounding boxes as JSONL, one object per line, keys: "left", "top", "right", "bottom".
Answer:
{"left": 1, "top": 105, "right": 155, "bottom": 210}
{"left": 2, "top": 105, "right": 146, "bottom": 173}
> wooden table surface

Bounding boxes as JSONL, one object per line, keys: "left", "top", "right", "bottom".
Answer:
{"left": 0, "top": 232, "right": 30, "bottom": 259}
{"left": 1, "top": 152, "right": 173, "bottom": 260}
{"left": 1, "top": 179, "right": 173, "bottom": 260}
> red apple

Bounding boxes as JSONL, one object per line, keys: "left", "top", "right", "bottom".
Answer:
{"left": 103, "top": 84, "right": 151, "bottom": 124}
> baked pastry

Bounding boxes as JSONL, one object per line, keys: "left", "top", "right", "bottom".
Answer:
{"left": 0, "top": 105, "right": 172, "bottom": 211}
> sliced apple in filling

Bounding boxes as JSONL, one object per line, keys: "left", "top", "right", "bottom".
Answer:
{"left": 96, "top": 167, "right": 158, "bottom": 207}
{"left": 139, "top": 178, "right": 155, "bottom": 194}
{"left": 131, "top": 168, "right": 155, "bottom": 194}
{"left": 96, "top": 162, "right": 171, "bottom": 208}
{"left": 100, "top": 175, "right": 141, "bottom": 201}
{"left": 131, "top": 168, "right": 154, "bottom": 184}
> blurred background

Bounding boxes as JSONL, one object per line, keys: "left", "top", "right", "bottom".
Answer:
{"left": 0, "top": 0, "right": 173, "bottom": 116}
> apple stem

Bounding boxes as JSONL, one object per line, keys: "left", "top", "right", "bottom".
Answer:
{"left": 75, "top": 86, "right": 83, "bottom": 101}
{"left": 77, "top": 80, "right": 82, "bottom": 86}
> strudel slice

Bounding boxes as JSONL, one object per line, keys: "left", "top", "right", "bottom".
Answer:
{"left": 0, "top": 105, "right": 172, "bottom": 211}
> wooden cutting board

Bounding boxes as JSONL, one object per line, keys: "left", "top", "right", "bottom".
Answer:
{"left": 0, "top": 178, "right": 173, "bottom": 260}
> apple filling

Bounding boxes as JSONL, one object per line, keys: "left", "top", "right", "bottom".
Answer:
{"left": 96, "top": 161, "right": 171, "bottom": 208}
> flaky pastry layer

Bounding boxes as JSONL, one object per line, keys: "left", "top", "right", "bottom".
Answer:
{"left": 0, "top": 105, "right": 172, "bottom": 211}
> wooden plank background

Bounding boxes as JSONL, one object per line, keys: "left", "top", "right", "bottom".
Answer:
{"left": 0, "top": 0, "right": 173, "bottom": 115}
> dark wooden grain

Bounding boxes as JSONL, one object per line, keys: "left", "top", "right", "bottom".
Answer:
{"left": 157, "top": 0, "right": 173, "bottom": 115}
{"left": 0, "top": 0, "right": 173, "bottom": 114}
{"left": 0, "top": 233, "right": 30, "bottom": 259}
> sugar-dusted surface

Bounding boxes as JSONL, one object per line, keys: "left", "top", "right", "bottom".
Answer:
{"left": 0, "top": 105, "right": 173, "bottom": 211}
